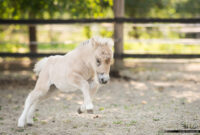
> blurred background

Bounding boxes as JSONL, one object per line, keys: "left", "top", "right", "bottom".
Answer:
{"left": 0, "top": 0, "right": 200, "bottom": 55}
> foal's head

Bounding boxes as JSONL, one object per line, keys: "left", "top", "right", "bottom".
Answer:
{"left": 91, "top": 37, "right": 114, "bottom": 84}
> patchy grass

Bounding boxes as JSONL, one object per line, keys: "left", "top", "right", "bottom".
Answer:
{"left": 113, "top": 121, "right": 123, "bottom": 125}
{"left": 126, "top": 120, "right": 137, "bottom": 126}
{"left": 153, "top": 118, "right": 160, "bottom": 121}
{"left": 40, "top": 120, "right": 47, "bottom": 125}
{"left": 72, "top": 125, "right": 78, "bottom": 129}
{"left": 33, "top": 117, "right": 38, "bottom": 122}
{"left": 99, "top": 107, "right": 105, "bottom": 111}
{"left": 16, "top": 128, "right": 25, "bottom": 132}
{"left": 14, "top": 106, "right": 20, "bottom": 110}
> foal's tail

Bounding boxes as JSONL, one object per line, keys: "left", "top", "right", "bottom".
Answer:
{"left": 33, "top": 57, "right": 49, "bottom": 76}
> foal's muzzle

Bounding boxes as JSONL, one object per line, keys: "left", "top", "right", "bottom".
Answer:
{"left": 98, "top": 73, "right": 110, "bottom": 84}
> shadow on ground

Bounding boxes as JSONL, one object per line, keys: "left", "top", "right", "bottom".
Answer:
{"left": 0, "top": 59, "right": 200, "bottom": 135}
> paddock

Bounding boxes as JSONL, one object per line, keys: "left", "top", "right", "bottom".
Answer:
{"left": 0, "top": 59, "right": 199, "bottom": 135}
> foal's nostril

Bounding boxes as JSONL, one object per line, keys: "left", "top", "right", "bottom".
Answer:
{"left": 101, "top": 78, "right": 104, "bottom": 82}
{"left": 100, "top": 78, "right": 108, "bottom": 84}
{"left": 103, "top": 80, "right": 108, "bottom": 84}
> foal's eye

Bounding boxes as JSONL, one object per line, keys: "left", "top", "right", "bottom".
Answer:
{"left": 96, "top": 58, "right": 101, "bottom": 66}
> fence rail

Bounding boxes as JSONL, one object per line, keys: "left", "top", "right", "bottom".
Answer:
{"left": 1, "top": 52, "right": 200, "bottom": 59}
{"left": 0, "top": 18, "right": 200, "bottom": 59}
{"left": 1, "top": 18, "right": 200, "bottom": 25}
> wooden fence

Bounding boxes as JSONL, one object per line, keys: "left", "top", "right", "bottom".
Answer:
{"left": 0, "top": 0, "right": 200, "bottom": 61}
{"left": 0, "top": 18, "right": 200, "bottom": 59}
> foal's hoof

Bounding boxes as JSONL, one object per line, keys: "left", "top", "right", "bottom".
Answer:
{"left": 87, "top": 109, "right": 94, "bottom": 114}
{"left": 17, "top": 118, "right": 25, "bottom": 127}
{"left": 77, "top": 108, "right": 83, "bottom": 114}
{"left": 27, "top": 123, "right": 33, "bottom": 126}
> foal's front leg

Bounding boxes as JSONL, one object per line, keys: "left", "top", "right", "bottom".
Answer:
{"left": 80, "top": 82, "right": 94, "bottom": 113}
{"left": 89, "top": 80, "right": 99, "bottom": 99}
{"left": 69, "top": 73, "right": 94, "bottom": 114}
{"left": 78, "top": 80, "right": 99, "bottom": 114}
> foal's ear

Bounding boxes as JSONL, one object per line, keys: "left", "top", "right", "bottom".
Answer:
{"left": 106, "top": 38, "right": 114, "bottom": 49}
{"left": 91, "top": 37, "right": 100, "bottom": 49}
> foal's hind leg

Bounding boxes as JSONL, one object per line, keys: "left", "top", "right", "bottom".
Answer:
{"left": 26, "top": 101, "right": 38, "bottom": 125}
{"left": 26, "top": 86, "right": 56, "bottom": 125}
{"left": 18, "top": 71, "right": 50, "bottom": 127}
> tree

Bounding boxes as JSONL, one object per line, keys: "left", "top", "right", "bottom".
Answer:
{"left": 0, "top": 0, "right": 66, "bottom": 53}
{"left": 0, "top": 0, "right": 113, "bottom": 53}
{"left": 67, "top": 0, "right": 113, "bottom": 18}
{"left": 176, "top": 0, "right": 200, "bottom": 18}
{"left": 125, "top": 0, "right": 200, "bottom": 18}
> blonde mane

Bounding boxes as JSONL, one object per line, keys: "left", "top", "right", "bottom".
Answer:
{"left": 78, "top": 36, "right": 114, "bottom": 48}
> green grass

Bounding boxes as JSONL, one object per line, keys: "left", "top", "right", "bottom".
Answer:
{"left": 126, "top": 120, "right": 137, "bottom": 126}
{"left": 0, "top": 43, "right": 28, "bottom": 52}
{"left": 0, "top": 43, "right": 78, "bottom": 53}
{"left": 124, "top": 42, "right": 200, "bottom": 54}
{"left": 33, "top": 116, "right": 38, "bottom": 122}
{"left": 16, "top": 129, "right": 25, "bottom": 132}
{"left": 99, "top": 107, "right": 105, "bottom": 111}
{"left": 153, "top": 118, "right": 160, "bottom": 121}
{"left": 1, "top": 42, "right": 200, "bottom": 54}
{"left": 113, "top": 121, "right": 123, "bottom": 125}
{"left": 38, "top": 43, "right": 78, "bottom": 52}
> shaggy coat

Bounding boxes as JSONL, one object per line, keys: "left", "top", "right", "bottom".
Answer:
{"left": 18, "top": 37, "right": 114, "bottom": 127}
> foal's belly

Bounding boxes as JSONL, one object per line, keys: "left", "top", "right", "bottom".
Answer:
{"left": 54, "top": 81, "right": 78, "bottom": 92}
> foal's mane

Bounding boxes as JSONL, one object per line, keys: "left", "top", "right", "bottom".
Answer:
{"left": 78, "top": 37, "right": 114, "bottom": 48}
{"left": 78, "top": 39, "right": 90, "bottom": 48}
{"left": 80, "top": 39, "right": 90, "bottom": 46}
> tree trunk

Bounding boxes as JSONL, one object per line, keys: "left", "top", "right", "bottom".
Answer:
{"left": 28, "top": 25, "right": 37, "bottom": 53}
{"left": 111, "top": 0, "right": 124, "bottom": 77}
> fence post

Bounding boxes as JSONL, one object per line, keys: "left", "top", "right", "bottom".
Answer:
{"left": 28, "top": 25, "right": 37, "bottom": 53}
{"left": 112, "top": 0, "right": 124, "bottom": 76}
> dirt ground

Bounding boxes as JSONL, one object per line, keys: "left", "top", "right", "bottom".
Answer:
{"left": 0, "top": 59, "right": 200, "bottom": 135}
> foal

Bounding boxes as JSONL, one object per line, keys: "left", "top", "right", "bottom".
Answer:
{"left": 18, "top": 37, "right": 114, "bottom": 127}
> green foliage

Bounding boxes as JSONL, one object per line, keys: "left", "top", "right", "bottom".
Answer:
{"left": 0, "top": 0, "right": 66, "bottom": 19}
{"left": 0, "top": 0, "right": 199, "bottom": 55}
{"left": 2, "top": 42, "right": 200, "bottom": 54}
{"left": 128, "top": 26, "right": 183, "bottom": 39}
{"left": 38, "top": 43, "right": 77, "bottom": 52}
{"left": 125, "top": 0, "right": 200, "bottom": 18}
{"left": 125, "top": 0, "right": 174, "bottom": 18}
{"left": 1, "top": 0, "right": 198, "bottom": 19}
{"left": 99, "top": 27, "right": 113, "bottom": 38}
{"left": 176, "top": 0, "right": 200, "bottom": 17}
{"left": 0, "top": 43, "right": 28, "bottom": 53}
{"left": 0, "top": 43, "right": 77, "bottom": 53}
{"left": 128, "top": 27, "right": 144, "bottom": 39}
{"left": 67, "top": 0, "right": 113, "bottom": 18}
{"left": 83, "top": 26, "right": 92, "bottom": 38}
{"left": 124, "top": 42, "right": 200, "bottom": 54}
{"left": 0, "top": 0, "right": 113, "bottom": 19}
